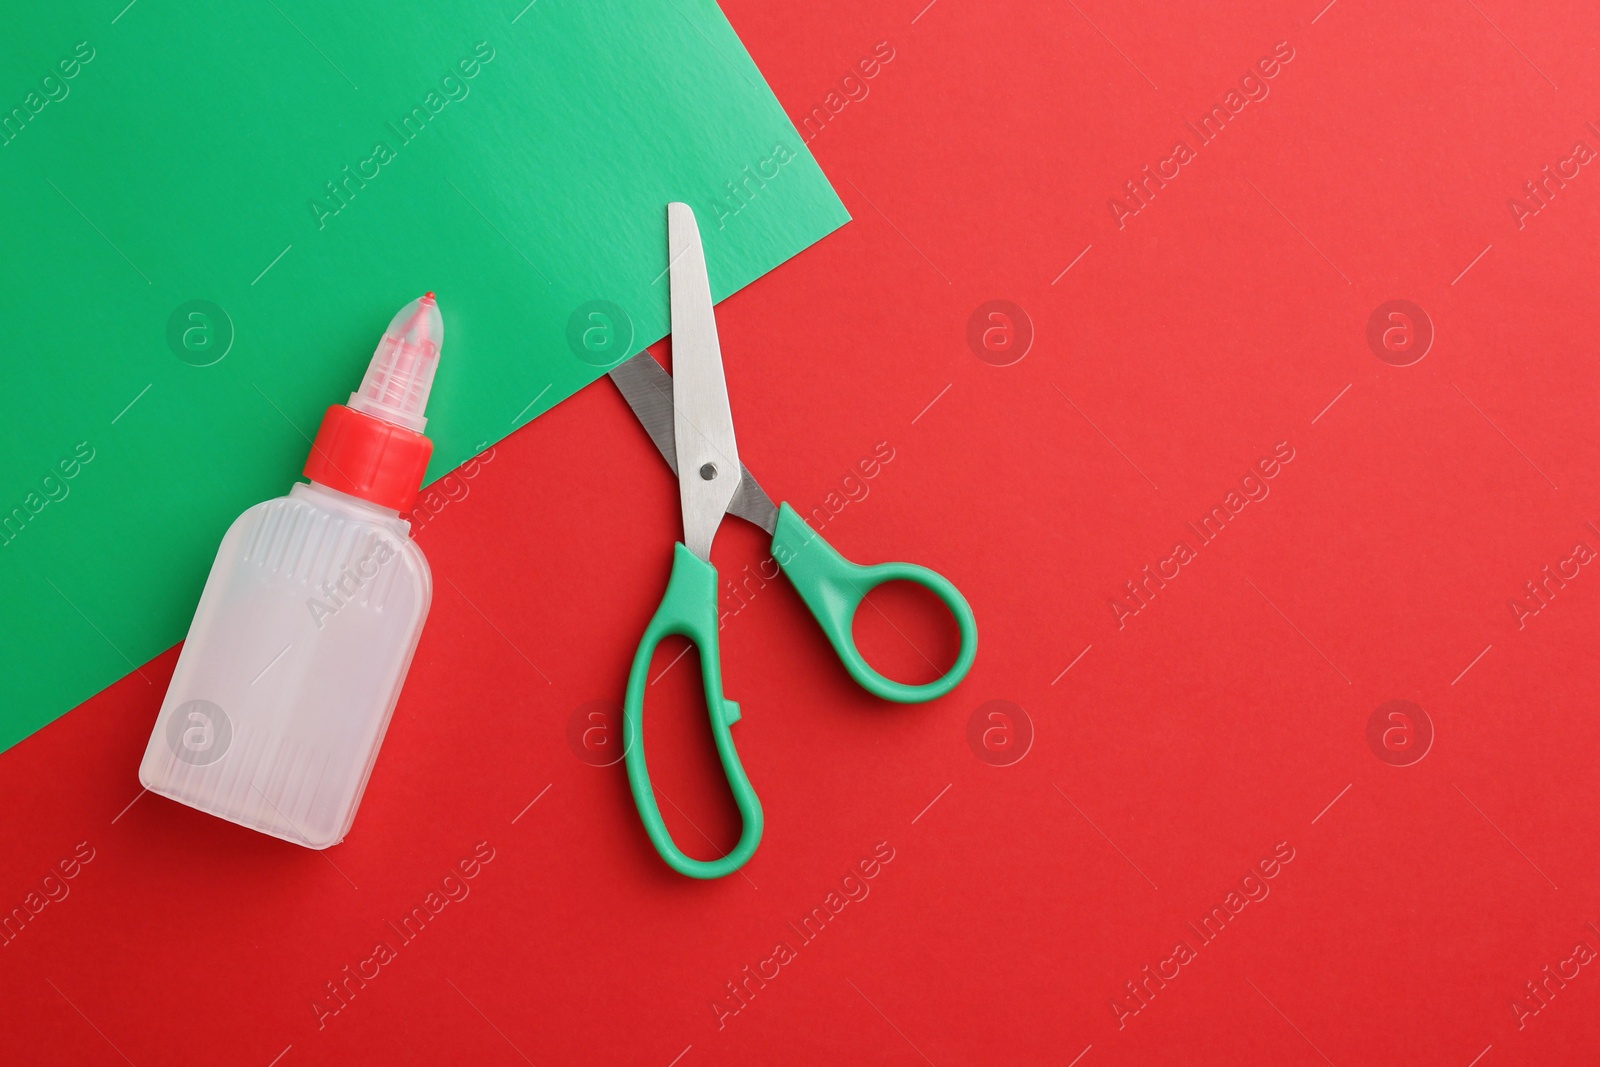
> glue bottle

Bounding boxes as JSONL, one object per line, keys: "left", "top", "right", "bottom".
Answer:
{"left": 139, "top": 294, "right": 443, "bottom": 848}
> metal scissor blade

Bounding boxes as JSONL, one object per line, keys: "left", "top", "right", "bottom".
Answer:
{"left": 667, "top": 202, "right": 741, "bottom": 559}
{"left": 608, "top": 353, "right": 676, "bottom": 466}
{"left": 608, "top": 352, "right": 779, "bottom": 534}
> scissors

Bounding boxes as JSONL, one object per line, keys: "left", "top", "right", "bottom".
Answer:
{"left": 609, "top": 202, "right": 978, "bottom": 879}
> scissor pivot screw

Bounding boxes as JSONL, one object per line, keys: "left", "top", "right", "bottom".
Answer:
{"left": 699, "top": 463, "right": 718, "bottom": 480}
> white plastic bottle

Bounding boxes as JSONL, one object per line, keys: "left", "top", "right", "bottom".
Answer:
{"left": 139, "top": 294, "right": 444, "bottom": 848}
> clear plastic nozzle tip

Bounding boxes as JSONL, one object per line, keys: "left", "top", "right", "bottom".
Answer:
{"left": 348, "top": 293, "right": 443, "bottom": 433}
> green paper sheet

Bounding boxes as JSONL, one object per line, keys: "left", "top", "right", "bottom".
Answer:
{"left": 0, "top": 0, "right": 848, "bottom": 754}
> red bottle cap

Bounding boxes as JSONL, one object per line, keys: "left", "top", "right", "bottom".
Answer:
{"left": 303, "top": 404, "right": 432, "bottom": 513}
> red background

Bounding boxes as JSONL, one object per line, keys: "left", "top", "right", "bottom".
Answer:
{"left": 6, "top": 0, "right": 1600, "bottom": 1063}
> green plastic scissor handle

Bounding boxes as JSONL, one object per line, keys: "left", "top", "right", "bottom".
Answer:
{"left": 623, "top": 542, "right": 764, "bottom": 879}
{"left": 771, "top": 503, "right": 978, "bottom": 703}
